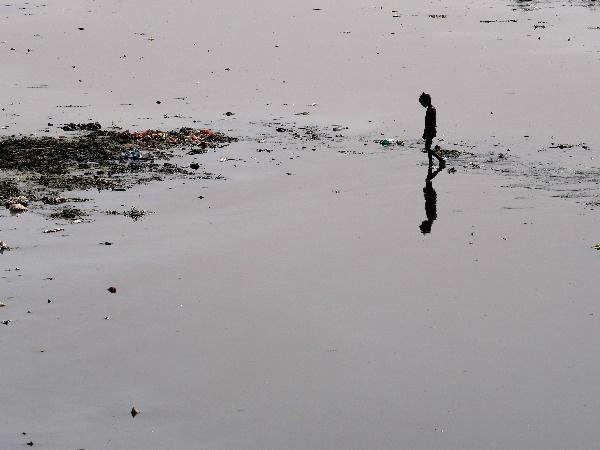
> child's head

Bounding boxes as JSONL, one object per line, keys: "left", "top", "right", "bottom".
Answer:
{"left": 419, "top": 92, "right": 431, "bottom": 107}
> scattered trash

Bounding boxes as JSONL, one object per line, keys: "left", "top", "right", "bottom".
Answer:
{"left": 131, "top": 407, "right": 139, "bottom": 417}
{"left": 61, "top": 122, "right": 101, "bottom": 132}
{"left": 447, "top": 167, "right": 457, "bottom": 174}
{"left": 122, "top": 148, "right": 144, "bottom": 160}
{"left": 437, "top": 146, "right": 461, "bottom": 158}
{"left": 50, "top": 207, "right": 86, "bottom": 220}
{"left": 0, "top": 126, "right": 237, "bottom": 208}
{"left": 107, "top": 287, "right": 117, "bottom": 294}
{"left": 8, "top": 203, "right": 28, "bottom": 214}
{"left": 106, "top": 206, "right": 150, "bottom": 221}
{"left": 593, "top": 243, "right": 600, "bottom": 251}
{"left": 0, "top": 302, "right": 6, "bottom": 307}
{"left": 5, "top": 196, "right": 28, "bottom": 208}
{"left": 190, "top": 163, "right": 200, "bottom": 170}
{"left": 379, "top": 139, "right": 403, "bottom": 146}
{"left": 43, "top": 228, "right": 65, "bottom": 234}
{"left": 122, "top": 207, "right": 149, "bottom": 220}
{"left": 5, "top": 196, "right": 28, "bottom": 214}
{"left": 480, "top": 19, "right": 517, "bottom": 23}
{"left": 42, "top": 196, "right": 67, "bottom": 205}
{"left": 224, "top": 111, "right": 235, "bottom": 116}
{"left": 2, "top": 319, "right": 12, "bottom": 325}
{"left": 548, "top": 142, "right": 588, "bottom": 150}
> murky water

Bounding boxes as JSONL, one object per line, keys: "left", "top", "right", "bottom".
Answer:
{"left": 1, "top": 1, "right": 600, "bottom": 449}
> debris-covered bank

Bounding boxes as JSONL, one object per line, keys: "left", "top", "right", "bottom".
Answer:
{"left": 0, "top": 124, "right": 237, "bottom": 217}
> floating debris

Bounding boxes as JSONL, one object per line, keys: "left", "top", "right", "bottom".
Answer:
{"left": 43, "top": 228, "right": 65, "bottom": 234}
{"left": 8, "top": 203, "right": 28, "bottom": 214}
{"left": 61, "top": 122, "right": 101, "bottom": 131}
{"left": 5, "top": 196, "right": 28, "bottom": 208}
{"left": 41, "top": 196, "right": 68, "bottom": 205}
{"left": 480, "top": 19, "right": 517, "bottom": 23}
{"left": 106, "top": 206, "right": 150, "bottom": 221}
{"left": 50, "top": 207, "right": 86, "bottom": 220}
{"left": 379, "top": 139, "right": 404, "bottom": 146}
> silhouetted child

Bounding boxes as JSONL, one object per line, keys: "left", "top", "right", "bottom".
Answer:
{"left": 419, "top": 92, "right": 445, "bottom": 167}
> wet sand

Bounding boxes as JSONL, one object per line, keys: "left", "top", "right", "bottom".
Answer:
{"left": 2, "top": 0, "right": 600, "bottom": 449}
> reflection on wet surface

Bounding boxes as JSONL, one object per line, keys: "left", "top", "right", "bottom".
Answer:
{"left": 419, "top": 165, "right": 444, "bottom": 235}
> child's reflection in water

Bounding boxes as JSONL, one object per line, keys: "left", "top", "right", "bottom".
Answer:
{"left": 420, "top": 165, "right": 444, "bottom": 234}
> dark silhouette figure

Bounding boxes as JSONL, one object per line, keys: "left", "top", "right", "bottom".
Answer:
{"left": 419, "top": 165, "right": 443, "bottom": 234}
{"left": 419, "top": 92, "right": 445, "bottom": 167}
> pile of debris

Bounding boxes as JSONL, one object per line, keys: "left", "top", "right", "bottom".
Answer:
{"left": 0, "top": 124, "right": 237, "bottom": 208}
{"left": 4, "top": 195, "right": 28, "bottom": 214}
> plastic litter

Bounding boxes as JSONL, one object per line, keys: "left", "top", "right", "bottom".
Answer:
{"left": 8, "top": 203, "right": 27, "bottom": 213}
{"left": 43, "top": 228, "right": 65, "bottom": 234}
{"left": 122, "top": 148, "right": 143, "bottom": 159}
{"left": 379, "top": 139, "right": 401, "bottom": 146}
{"left": 5, "top": 196, "right": 28, "bottom": 208}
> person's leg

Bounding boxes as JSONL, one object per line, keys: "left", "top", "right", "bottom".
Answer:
{"left": 425, "top": 137, "right": 433, "bottom": 165}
